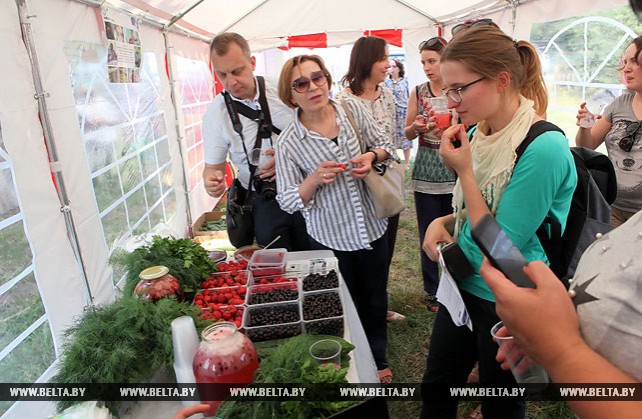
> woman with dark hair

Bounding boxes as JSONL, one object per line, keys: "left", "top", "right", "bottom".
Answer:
{"left": 575, "top": 35, "right": 642, "bottom": 227}
{"left": 336, "top": 36, "right": 405, "bottom": 328}
{"left": 384, "top": 59, "right": 411, "bottom": 169}
{"left": 404, "top": 37, "right": 456, "bottom": 312}
{"left": 275, "top": 54, "right": 397, "bottom": 383}
{"left": 421, "top": 26, "right": 576, "bottom": 418}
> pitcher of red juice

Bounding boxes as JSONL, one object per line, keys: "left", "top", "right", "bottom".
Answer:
{"left": 193, "top": 322, "right": 259, "bottom": 416}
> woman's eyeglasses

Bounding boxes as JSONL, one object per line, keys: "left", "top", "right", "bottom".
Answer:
{"left": 451, "top": 18, "right": 497, "bottom": 36}
{"left": 441, "top": 77, "right": 486, "bottom": 103}
{"left": 291, "top": 71, "right": 328, "bottom": 93}
{"left": 419, "top": 37, "right": 447, "bottom": 51}
{"left": 619, "top": 121, "right": 641, "bottom": 152}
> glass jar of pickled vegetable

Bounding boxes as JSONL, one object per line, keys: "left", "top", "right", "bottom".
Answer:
{"left": 134, "top": 266, "right": 184, "bottom": 302}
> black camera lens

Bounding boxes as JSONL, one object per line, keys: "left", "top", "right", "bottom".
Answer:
{"left": 253, "top": 176, "right": 277, "bottom": 200}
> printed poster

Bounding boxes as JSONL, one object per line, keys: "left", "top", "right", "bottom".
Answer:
{"left": 103, "top": 11, "right": 142, "bottom": 83}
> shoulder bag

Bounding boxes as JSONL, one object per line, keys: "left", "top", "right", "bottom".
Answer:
{"left": 340, "top": 100, "right": 406, "bottom": 219}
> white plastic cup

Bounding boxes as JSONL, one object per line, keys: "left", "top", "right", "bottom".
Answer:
{"left": 490, "top": 321, "right": 549, "bottom": 394}
{"left": 429, "top": 97, "right": 452, "bottom": 130}
{"left": 309, "top": 339, "right": 342, "bottom": 368}
{"left": 171, "top": 316, "right": 201, "bottom": 407}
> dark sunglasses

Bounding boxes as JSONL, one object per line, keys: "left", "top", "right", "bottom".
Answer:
{"left": 451, "top": 18, "right": 497, "bottom": 36}
{"left": 419, "top": 37, "right": 447, "bottom": 51}
{"left": 292, "top": 71, "right": 328, "bottom": 93}
{"left": 619, "top": 121, "right": 641, "bottom": 152}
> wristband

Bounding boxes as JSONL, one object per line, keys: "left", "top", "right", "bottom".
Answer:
{"left": 369, "top": 150, "right": 379, "bottom": 163}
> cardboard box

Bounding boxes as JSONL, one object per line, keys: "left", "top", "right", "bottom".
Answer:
{"left": 192, "top": 211, "right": 226, "bottom": 236}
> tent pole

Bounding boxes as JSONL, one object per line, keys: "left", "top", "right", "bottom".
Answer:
{"left": 168, "top": 0, "right": 207, "bottom": 27}
{"left": 163, "top": 29, "right": 195, "bottom": 237}
{"left": 16, "top": 0, "right": 95, "bottom": 307}
{"left": 219, "top": 0, "right": 270, "bottom": 34}
{"left": 393, "top": 0, "right": 439, "bottom": 25}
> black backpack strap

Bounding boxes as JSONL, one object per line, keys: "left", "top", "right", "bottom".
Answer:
{"left": 515, "top": 120, "right": 565, "bottom": 166}
{"left": 513, "top": 120, "right": 567, "bottom": 280}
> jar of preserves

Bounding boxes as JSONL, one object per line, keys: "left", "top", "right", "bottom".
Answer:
{"left": 193, "top": 322, "right": 259, "bottom": 416}
{"left": 134, "top": 266, "right": 184, "bottom": 302}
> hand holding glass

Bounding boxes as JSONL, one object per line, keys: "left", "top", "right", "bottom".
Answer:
{"left": 491, "top": 321, "right": 549, "bottom": 394}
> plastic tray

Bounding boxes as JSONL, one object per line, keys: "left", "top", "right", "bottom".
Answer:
{"left": 246, "top": 281, "right": 300, "bottom": 306}
{"left": 249, "top": 248, "right": 287, "bottom": 277}
{"left": 201, "top": 270, "right": 249, "bottom": 289}
{"left": 243, "top": 321, "right": 302, "bottom": 342}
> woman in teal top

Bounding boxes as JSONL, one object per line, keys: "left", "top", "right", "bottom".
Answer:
{"left": 420, "top": 27, "right": 577, "bottom": 419}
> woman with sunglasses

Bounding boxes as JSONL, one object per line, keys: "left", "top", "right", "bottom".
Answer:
{"left": 404, "top": 36, "right": 456, "bottom": 313}
{"left": 275, "top": 55, "right": 397, "bottom": 383}
{"left": 421, "top": 26, "right": 577, "bottom": 418}
{"left": 335, "top": 36, "right": 405, "bottom": 327}
{"left": 384, "top": 59, "right": 411, "bottom": 170}
{"left": 576, "top": 35, "right": 642, "bottom": 227}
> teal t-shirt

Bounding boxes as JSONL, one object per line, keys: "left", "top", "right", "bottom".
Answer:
{"left": 457, "top": 131, "right": 578, "bottom": 302}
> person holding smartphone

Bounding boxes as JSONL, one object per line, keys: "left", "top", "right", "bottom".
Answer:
{"left": 420, "top": 26, "right": 578, "bottom": 418}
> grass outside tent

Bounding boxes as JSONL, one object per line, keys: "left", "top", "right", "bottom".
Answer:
{"left": 385, "top": 166, "right": 574, "bottom": 418}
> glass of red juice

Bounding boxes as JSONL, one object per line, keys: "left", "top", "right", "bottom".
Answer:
{"left": 193, "top": 322, "right": 259, "bottom": 416}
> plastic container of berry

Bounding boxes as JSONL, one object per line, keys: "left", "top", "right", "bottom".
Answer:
{"left": 301, "top": 269, "right": 341, "bottom": 293}
{"left": 246, "top": 281, "right": 300, "bottom": 306}
{"left": 241, "top": 301, "right": 302, "bottom": 342}
{"left": 248, "top": 248, "right": 287, "bottom": 278}
{"left": 247, "top": 272, "right": 302, "bottom": 288}
{"left": 200, "top": 270, "right": 249, "bottom": 289}
{"left": 193, "top": 285, "right": 247, "bottom": 308}
{"left": 301, "top": 288, "right": 344, "bottom": 321}
{"left": 303, "top": 315, "right": 345, "bottom": 338}
{"left": 199, "top": 305, "right": 244, "bottom": 328}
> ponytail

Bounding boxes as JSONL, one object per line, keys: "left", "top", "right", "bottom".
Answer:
{"left": 516, "top": 41, "right": 548, "bottom": 116}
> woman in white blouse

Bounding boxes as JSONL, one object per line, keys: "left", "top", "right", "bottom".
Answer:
{"left": 275, "top": 54, "right": 397, "bottom": 383}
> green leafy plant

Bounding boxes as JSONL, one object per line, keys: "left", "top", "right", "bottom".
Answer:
{"left": 51, "top": 298, "right": 208, "bottom": 415}
{"left": 111, "top": 236, "right": 217, "bottom": 295}
{"left": 217, "top": 335, "right": 360, "bottom": 419}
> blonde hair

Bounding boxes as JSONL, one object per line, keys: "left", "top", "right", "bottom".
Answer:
{"left": 278, "top": 55, "right": 333, "bottom": 109}
{"left": 440, "top": 26, "right": 548, "bottom": 116}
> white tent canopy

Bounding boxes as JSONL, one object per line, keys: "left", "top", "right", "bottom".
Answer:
{"left": 0, "top": 0, "right": 634, "bottom": 417}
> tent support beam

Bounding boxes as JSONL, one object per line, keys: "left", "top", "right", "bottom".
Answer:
{"left": 16, "top": 0, "right": 95, "bottom": 307}
{"left": 162, "top": 29, "right": 195, "bottom": 237}
{"left": 393, "top": 0, "right": 439, "bottom": 25}
{"left": 168, "top": 0, "right": 207, "bottom": 27}
{"left": 72, "top": 0, "right": 211, "bottom": 42}
{"left": 219, "top": 0, "right": 270, "bottom": 34}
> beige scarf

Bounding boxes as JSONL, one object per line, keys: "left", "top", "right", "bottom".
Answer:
{"left": 452, "top": 95, "right": 536, "bottom": 238}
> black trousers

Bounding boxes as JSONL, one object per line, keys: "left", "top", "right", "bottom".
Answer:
{"left": 310, "top": 233, "right": 389, "bottom": 370}
{"left": 414, "top": 192, "right": 453, "bottom": 295}
{"left": 248, "top": 190, "right": 310, "bottom": 251}
{"left": 421, "top": 291, "right": 525, "bottom": 419}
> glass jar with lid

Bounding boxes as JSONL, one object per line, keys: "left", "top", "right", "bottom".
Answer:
{"left": 134, "top": 266, "right": 184, "bottom": 302}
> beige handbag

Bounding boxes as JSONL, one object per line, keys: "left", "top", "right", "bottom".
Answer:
{"left": 341, "top": 100, "right": 406, "bottom": 219}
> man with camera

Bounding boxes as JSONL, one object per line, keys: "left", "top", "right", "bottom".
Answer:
{"left": 203, "top": 32, "right": 309, "bottom": 250}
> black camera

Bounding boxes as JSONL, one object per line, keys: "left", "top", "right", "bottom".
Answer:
{"left": 253, "top": 176, "right": 277, "bottom": 200}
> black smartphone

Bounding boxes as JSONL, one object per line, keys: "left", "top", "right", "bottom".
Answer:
{"left": 471, "top": 214, "right": 535, "bottom": 288}
{"left": 438, "top": 242, "right": 474, "bottom": 282}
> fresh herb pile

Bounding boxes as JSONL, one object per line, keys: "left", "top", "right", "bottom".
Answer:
{"left": 111, "top": 236, "right": 217, "bottom": 294}
{"left": 216, "top": 335, "right": 361, "bottom": 419}
{"left": 52, "top": 298, "right": 207, "bottom": 415}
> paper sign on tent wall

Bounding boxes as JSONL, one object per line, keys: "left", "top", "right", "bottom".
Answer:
{"left": 102, "top": 10, "right": 143, "bottom": 83}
